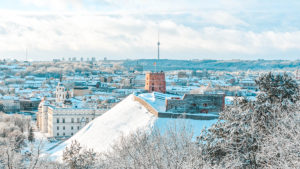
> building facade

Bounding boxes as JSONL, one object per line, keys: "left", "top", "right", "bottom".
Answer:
{"left": 36, "top": 83, "right": 104, "bottom": 138}
{"left": 145, "top": 72, "right": 166, "bottom": 93}
{"left": 165, "top": 94, "right": 225, "bottom": 115}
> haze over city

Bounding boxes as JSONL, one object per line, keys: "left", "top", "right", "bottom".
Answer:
{"left": 0, "top": 0, "right": 300, "bottom": 60}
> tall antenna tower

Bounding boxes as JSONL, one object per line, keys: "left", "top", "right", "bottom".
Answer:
{"left": 157, "top": 32, "right": 160, "bottom": 61}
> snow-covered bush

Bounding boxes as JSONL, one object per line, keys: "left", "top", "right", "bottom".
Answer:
{"left": 63, "top": 140, "right": 98, "bottom": 169}
{"left": 97, "top": 122, "right": 211, "bottom": 169}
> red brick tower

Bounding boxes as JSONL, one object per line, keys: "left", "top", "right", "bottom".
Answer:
{"left": 145, "top": 72, "right": 166, "bottom": 93}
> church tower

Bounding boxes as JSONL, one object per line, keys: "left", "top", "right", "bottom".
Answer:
{"left": 56, "top": 82, "right": 72, "bottom": 103}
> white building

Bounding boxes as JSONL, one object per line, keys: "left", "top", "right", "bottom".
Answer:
{"left": 37, "top": 82, "right": 105, "bottom": 138}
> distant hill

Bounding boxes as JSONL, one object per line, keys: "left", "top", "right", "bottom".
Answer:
{"left": 123, "top": 59, "right": 300, "bottom": 71}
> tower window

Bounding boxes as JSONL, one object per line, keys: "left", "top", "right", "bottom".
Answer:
{"left": 71, "top": 118, "right": 74, "bottom": 123}
{"left": 71, "top": 126, "right": 73, "bottom": 130}
{"left": 63, "top": 118, "right": 65, "bottom": 123}
{"left": 63, "top": 126, "right": 65, "bottom": 130}
{"left": 57, "top": 126, "right": 59, "bottom": 130}
{"left": 57, "top": 133, "right": 59, "bottom": 136}
{"left": 57, "top": 118, "right": 59, "bottom": 123}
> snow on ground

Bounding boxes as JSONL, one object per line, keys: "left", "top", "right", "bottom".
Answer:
{"left": 48, "top": 94, "right": 218, "bottom": 162}
{"left": 138, "top": 92, "right": 179, "bottom": 112}
{"left": 33, "top": 132, "right": 61, "bottom": 152}
{"left": 154, "top": 118, "right": 218, "bottom": 137}
{"left": 48, "top": 94, "right": 157, "bottom": 161}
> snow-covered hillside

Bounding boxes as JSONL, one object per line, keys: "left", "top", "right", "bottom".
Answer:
{"left": 49, "top": 94, "right": 217, "bottom": 161}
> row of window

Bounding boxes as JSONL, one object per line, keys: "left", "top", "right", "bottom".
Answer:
{"left": 57, "top": 126, "right": 80, "bottom": 130}
{"left": 56, "top": 117, "right": 91, "bottom": 123}
{"left": 169, "top": 103, "right": 208, "bottom": 110}
{"left": 57, "top": 132, "right": 73, "bottom": 136}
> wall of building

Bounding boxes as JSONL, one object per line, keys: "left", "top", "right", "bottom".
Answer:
{"left": 20, "top": 99, "right": 41, "bottom": 111}
{"left": 73, "top": 88, "right": 90, "bottom": 96}
{"left": 48, "top": 107, "right": 105, "bottom": 138}
{"left": 166, "top": 94, "right": 224, "bottom": 115}
{"left": 145, "top": 72, "right": 166, "bottom": 93}
{"left": 0, "top": 99, "right": 20, "bottom": 113}
{"left": 133, "top": 95, "right": 159, "bottom": 116}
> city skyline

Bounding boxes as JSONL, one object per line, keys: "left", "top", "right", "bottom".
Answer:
{"left": 0, "top": 0, "right": 300, "bottom": 60}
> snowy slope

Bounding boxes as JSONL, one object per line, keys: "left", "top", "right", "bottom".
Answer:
{"left": 49, "top": 94, "right": 218, "bottom": 161}
{"left": 49, "top": 94, "right": 157, "bottom": 161}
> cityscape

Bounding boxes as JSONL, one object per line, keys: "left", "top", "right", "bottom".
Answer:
{"left": 0, "top": 0, "right": 300, "bottom": 169}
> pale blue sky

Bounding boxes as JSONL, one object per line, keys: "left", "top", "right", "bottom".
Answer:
{"left": 0, "top": 0, "right": 299, "bottom": 60}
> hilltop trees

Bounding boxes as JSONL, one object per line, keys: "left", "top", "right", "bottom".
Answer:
{"left": 198, "top": 72, "right": 300, "bottom": 168}
{"left": 63, "top": 140, "right": 97, "bottom": 169}
{"left": 97, "top": 123, "right": 205, "bottom": 169}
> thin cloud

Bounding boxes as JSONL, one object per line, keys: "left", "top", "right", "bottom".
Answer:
{"left": 0, "top": 0, "right": 299, "bottom": 60}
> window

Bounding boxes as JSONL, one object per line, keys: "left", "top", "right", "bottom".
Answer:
{"left": 57, "top": 133, "right": 59, "bottom": 136}
{"left": 86, "top": 118, "right": 89, "bottom": 123}
{"left": 63, "top": 133, "right": 65, "bottom": 136}
{"left": 63, "top": 118, "right": 65, "bottom": 123}
{"left": 71, "top": 133, "right": 73, "bottom": 136}
{"left": 77, "top": 126, "right": 80, "bottom": 130}
{"left": 57, "top": 118, "right": 59, "bottom": 123}
{"left": 77, "top": 118, "right": 80, "bottom": 123}
{"left": 203, "top": 103, "right": 208, "bottom": 107}
{"left": 71, "top": 118, "right": 74, "bottom": 123}
{"left": 71, "top": 126, "right": 73, "bottom": 130}
{"left": 57, "top": 126, "right": 59, "bottom": 130}
{"left": 152, "top": 87, "right": 154, "bottom": 91}
{"left": 63, "top": 126, "right": 65, "bottom": 130}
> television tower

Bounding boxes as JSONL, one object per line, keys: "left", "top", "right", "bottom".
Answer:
{"left": 157, "top": 32, "right": 160, "bottom": 61}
